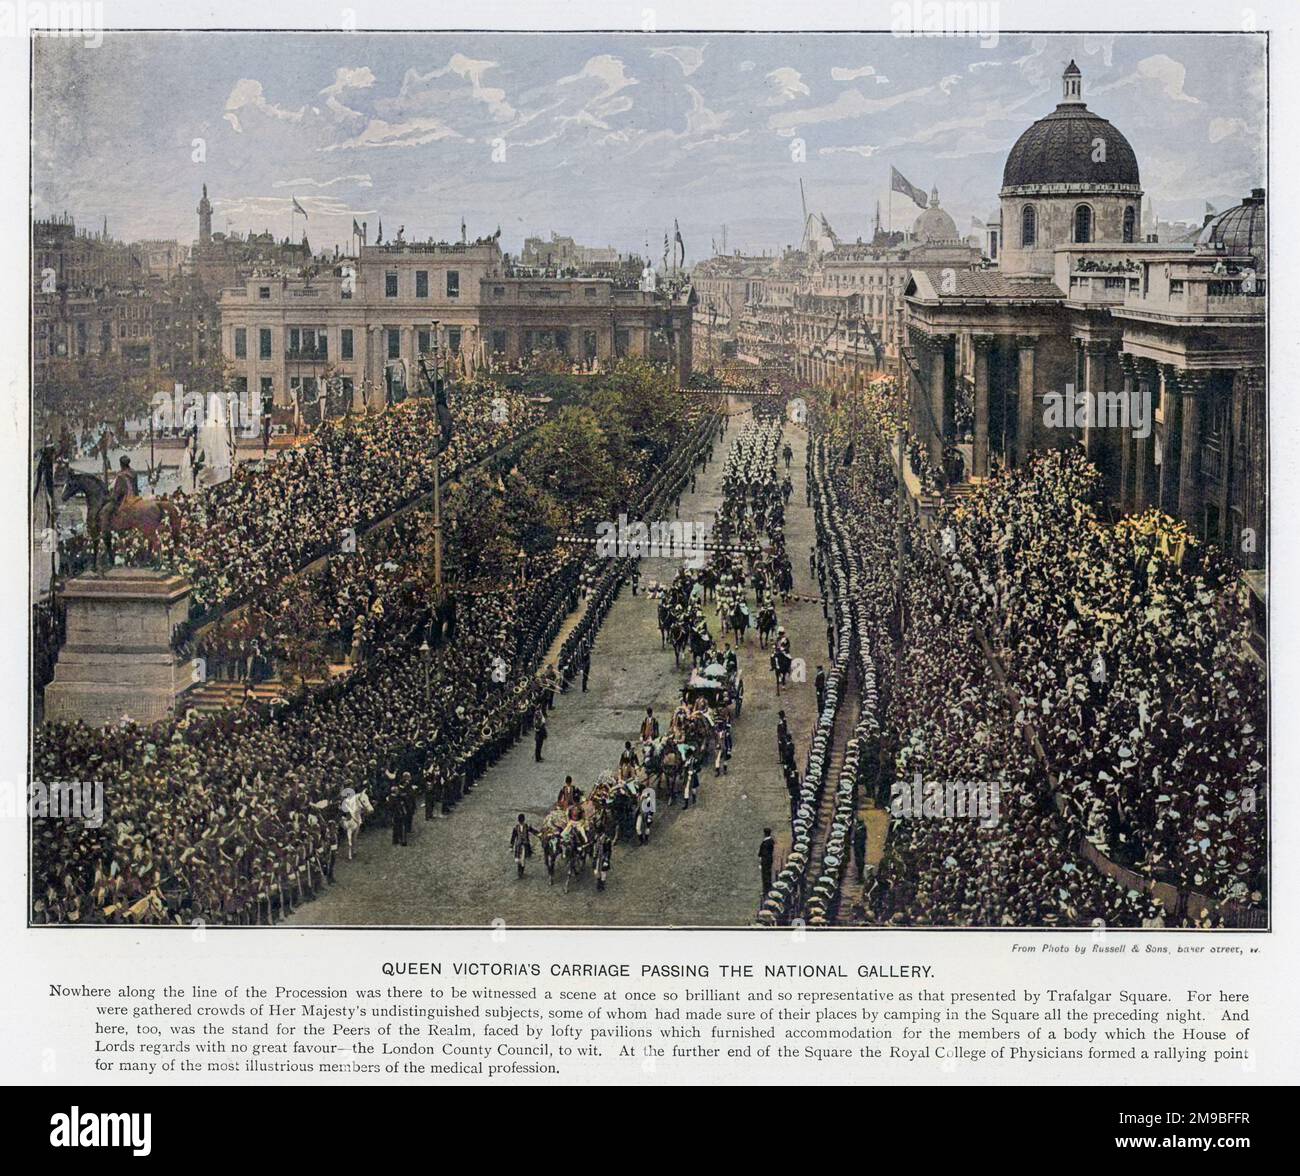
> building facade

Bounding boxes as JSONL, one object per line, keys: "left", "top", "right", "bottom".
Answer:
{"left": 901, "top": 63, "right": 1265, "bottom": 566}
{"left": 219, "top": 237, "right": 693, "bottom": 411}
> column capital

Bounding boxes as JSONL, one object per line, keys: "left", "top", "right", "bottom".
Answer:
{"left": 1082, "top": 338, "right": 1114, "bottom": 356}
{"left": 1015, "top": 333, "right": 1038, "bottom": 353}
{"left": 1119, "top": 351, "right": 1138, "bottom": 375}
{"left": 971, "top": 332, "right": 995, "bottom": 353}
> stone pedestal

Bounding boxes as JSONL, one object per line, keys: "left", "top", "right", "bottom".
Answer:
{"left": 44, "top": 569, "right": 192, "bottom": 727}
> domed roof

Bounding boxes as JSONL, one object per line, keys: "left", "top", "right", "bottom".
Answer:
{"left": 913, "top": 187, "right": 959, "bottom": 242}
{"left": 1002, "top": 62, "right": 1140, "bottom": 189}
{"left": 1196, "top": 190, "right": 1266, "bottom": 261}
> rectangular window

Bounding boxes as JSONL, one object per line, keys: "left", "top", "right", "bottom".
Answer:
{"left": 341, "top": 328, "right": 353, "bottom": 360}
{"left": 259, "top": 328, "right": 272, "bottom": 359}
{"left": 583, "top": 330, "right": 598, "bottom": 361}
{"left": 288, "top": 327, "right": 301, "bottom": 355}
{"left": 387, "top": 328, "right": 401, "bottom": 360}
{"left": 491, "top": 329, "right": 507, "bottom": 354}
{"left": 234, "top": 327, "right": 246, "bottom": 358}
{"left": 415, "top": 270, "right": 429, "bottom": 298}
{"left": 385, "top": 272, "right": 398, "bottom": 298}
{"left": 418, "top": 329, "right": 431, "bottom": 355}
{"left": 260, "top": 376, "right": 274, "bottom": 410}
{"left": 448, "top": 327, "right": 462, "bottom": 353}
{"left": 446, "top": 270, "right": 460, "bottom": 298}
{"left": 258, "top": 286, "right": 271, "bottom": 300}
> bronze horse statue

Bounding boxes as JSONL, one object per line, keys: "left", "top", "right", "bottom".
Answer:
{"left": 62, "top": 469, "right": 182, "bottom": 573}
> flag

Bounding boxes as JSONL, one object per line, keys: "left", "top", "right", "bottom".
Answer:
{"left": 292, "top": 196, "right": 309, "bottom": 219}
{"left": 352, "top": 218, "right": 363, "bottom": 236}
{"left": 1205, "top": 201, "right": 1217, "bottom": 216}
{"left": 663, "top": 232, "right": 670, "bottom": 268}
{"left": 891, "top": 166, "right": 928, "bottom": 210}
{"left": 674, "top": 218, "right": 685, "bottom": 268}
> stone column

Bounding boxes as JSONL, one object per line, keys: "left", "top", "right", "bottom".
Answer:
{"left": 1157, "top": 365, "right": 1182, "bottom": 515}
{"left": 1081, "top": 340, "right": 1109, "bottom": 465}
{"left": 1015, "top": 334, "right": 1037, "bottom": 465}
{"left": 1178, "top": 370, "right": 1207, "bottom": 526}
{"left": 1117, "top": 353, "right": 1137, "bottom": 511}
{"left": 972, "top": 333, "right": 992, "bottom": 477}
{"left": 1133, "top": 359, "right": 1158, "bottom": 512}
{"left": 928, "top": 333, "right": 948, "bottom": 469}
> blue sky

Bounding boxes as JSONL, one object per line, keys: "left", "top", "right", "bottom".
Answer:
{"left": 32, "top": 31, "right": 1266, "bottom": 257}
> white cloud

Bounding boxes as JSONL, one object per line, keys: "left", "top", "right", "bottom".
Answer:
{"left": 322, "top": 116, "right": 461, "bottom": 151}
{"left": 766, "top": 67, "right": 810, "bottom": 104}
{"left": 1093, "top": 54, "right": 1199, "bottom": 104}
{"left": 1208, "top": 116, "right": 1249, "bottom": 144}
{"left": 559, "top": 54, "right": 637, "bottom": 103}
{"left": 223, "top": 78, "right": 306, "bottom": 133}
{"left": 939, "top": 74, "right": 961, "bottom": 95}
{"left": 818, "top": 144, "right": 880, "bottom": 158}
{"left": 272, "top": 174, "right": 373, "bottom": 189}
{"left": 831, "top": 65, "right": 876, "bottom": 82}
{"left": 320, "top": 66, "right": 376, "bottom": 120}
{"left": 767, "top": 85, "right": 934, "bottom": 131}
{"left": 650, "top": 44, "right": 706, "bottom": 76}
{"left": 399, "top": 55, "right": 516, "bottom": 122}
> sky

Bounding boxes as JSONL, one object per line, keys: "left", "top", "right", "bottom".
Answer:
{"left": 31, "top": 31, "right": 1267, "bottom": 259}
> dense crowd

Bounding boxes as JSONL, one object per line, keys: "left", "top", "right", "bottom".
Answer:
{"left": 808, "top": 381, "right": 1264, "bottom": 927}
{"left": 33, "top": 365, "right": 717, "bottom": 923}
{"left": 110, "top": 384, "right": 541, "bottom": 616}
{"left": 937, "top": 450, "right": 1266, "bottom": 906}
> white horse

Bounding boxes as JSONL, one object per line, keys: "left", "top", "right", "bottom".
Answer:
{"left": 339, "top": 788, "right": 375, "bottom": 860}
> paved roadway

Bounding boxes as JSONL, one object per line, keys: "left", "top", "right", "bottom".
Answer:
{"left": 288, "top": 401, "right": 827, "bottom": 927}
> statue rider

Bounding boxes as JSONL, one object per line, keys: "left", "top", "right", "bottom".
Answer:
{"left": 104, "top": 454, "right": 139, "bottom": 526}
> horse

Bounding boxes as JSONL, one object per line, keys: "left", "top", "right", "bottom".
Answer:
{"left": 659, "top": 743, "right": 685, "bottom": 806}
{"left": 540, "top": 809, "right": 569, "bottom": 885}
{"left": 757, "top": 604, "right": 778, "bottom": 648}
{"left": 657, "top": 600, "right": 672, "bottom": 648}
{"left": 729, "top": 602, "right": 751, "bottom": 646}
{"left": 62, "top": 469, "right": 182, "bottom": 572}
{"left": 688, "top": 624, "right": 712, "bottom": 668}
{"left": 561, "top": 823, "right": 590, "bottom": 893}
{"left": 339, "top": 788, "right": 375, "bottom": 861}
{"left": 669, "top": 620, "right": 689, "bottom": 668}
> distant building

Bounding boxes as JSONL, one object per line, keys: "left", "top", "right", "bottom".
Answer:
{"left": 695, "top": 190, "right": 980, "bottom": 389}
{"left": 519, "top": 232, "right": 621, "bottom": 269}
{"left": 219, "top": 235, "right": 694, "bottom": 411}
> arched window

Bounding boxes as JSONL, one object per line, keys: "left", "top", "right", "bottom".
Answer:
{"left": 1122, "top": 205, "right": 1136, "bottom": 243}
{"left": 1074, "top": 204, "right": 1093, "bottom": 244}
{"left": 1021, "top": 205, "right": 1036, "bottom": 247}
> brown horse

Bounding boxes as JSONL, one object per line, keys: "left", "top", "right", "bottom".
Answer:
{"left": 62, "top": 470, "right": 182, "bottom": 572}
